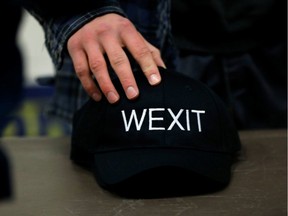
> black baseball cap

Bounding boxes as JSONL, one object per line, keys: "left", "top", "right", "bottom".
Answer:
{"left": 71, "top": 68, "right": 241, "bottom": 197}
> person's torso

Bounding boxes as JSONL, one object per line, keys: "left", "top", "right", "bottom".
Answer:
{"left": 171, "top": 0, "right": 286, "bottom": 53}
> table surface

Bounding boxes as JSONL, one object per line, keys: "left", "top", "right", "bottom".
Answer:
{"left": 0, "top": 129, "right": 287, "bottom": 216}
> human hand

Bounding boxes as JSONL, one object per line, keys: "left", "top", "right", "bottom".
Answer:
{"left": 67, "top": 13, "right": 166, "bottom": 104}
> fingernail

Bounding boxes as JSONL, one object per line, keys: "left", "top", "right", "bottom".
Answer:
{"left": 107, "top": 91, "right": 119, "bottom": 104}
{"left": 149, "top": 74, "right": 161, "bottom": 85}
{"left": 126, "top": 86, "right": 138, "bottom": 99}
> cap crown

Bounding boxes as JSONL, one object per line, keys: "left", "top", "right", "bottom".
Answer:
{"left": 72, "top": 69, "right": 241, "bottom": 154}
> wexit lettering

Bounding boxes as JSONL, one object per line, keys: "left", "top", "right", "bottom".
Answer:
{"left": 121, "top": 108, "right": 205, "bottom": 132}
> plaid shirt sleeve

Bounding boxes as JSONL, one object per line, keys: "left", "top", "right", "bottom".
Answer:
{"left": 21, "top": 1, "right": 126, "bottom": 69}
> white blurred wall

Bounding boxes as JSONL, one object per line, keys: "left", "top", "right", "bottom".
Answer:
{"left": 17, "top": 10, "right": 54, "bottom": 87}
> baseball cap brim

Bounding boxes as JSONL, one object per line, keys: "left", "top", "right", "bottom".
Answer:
{"left": 93, "top": 147, "right": 233, "bottom": 191}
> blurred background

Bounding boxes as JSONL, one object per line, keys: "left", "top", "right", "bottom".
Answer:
{"left": 2, "top": 11, "right": 70, "bottom": 137}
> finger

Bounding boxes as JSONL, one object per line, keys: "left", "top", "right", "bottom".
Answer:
{"left": 100, "top": 35, "right": 139, "bottom": 100}
{"left": 68, "top": 47, "right": 102, "bottom": 102}
{"left": 145, "top": 40, "right": 167, "bottom": 69}
{"left": 120, "top": 25, "right": 162, "bottom": 86}
{"left": 84, "top": 43, "right": 120, "bottom": 104}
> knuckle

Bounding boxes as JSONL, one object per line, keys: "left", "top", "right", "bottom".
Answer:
{"left": 135, "top": 46, "right": 151, "bottom": 60}
{"left": 110, "top": 53, "right": 127, "bottom": 67}
{"left": 118, "top": 17, "right": 132, "bottom": 28}
{"left": 151, "top": 48, "right": 161, "bottom": 57}
{"left": 85, "top": 84, "right": 94, "bottom": 95}
{"left": 75, "top": 66, "right": 87, "bottom": 78}
{"left": 95, "top": 23, "right": 111, "bottom": 36}
{"left": 67, "top": 37, "right": 81, "bottom": 52}
{"left": 89, "top": 59, "right": 105, "bottom": 72}
{"left": 67, "top": 36, "right": 76, "bottom": 47}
